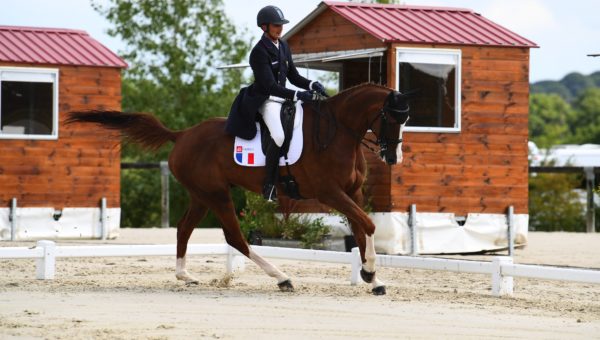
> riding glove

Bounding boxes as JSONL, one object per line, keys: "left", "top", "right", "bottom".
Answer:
{"left": 311, "top": 81, "right": 327, "bottom": 96}
{"left": 296, "top": 90, "right": 319, "bottom": 102}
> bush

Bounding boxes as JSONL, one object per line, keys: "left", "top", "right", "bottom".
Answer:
{"left": 529, "top": 173, "right": 586, "bottom": 231}
{"left": 239, "top": 191, "right": 331, "bottom": 249}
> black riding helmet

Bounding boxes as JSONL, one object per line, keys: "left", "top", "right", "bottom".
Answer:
{"left": 257, "top": 5, "right": 289, "bottom": 26}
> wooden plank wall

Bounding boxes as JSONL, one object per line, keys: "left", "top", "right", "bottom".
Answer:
{"left": 0, "top": 63, "right": 122, "bottom": 208}
{"left": 286, "top": 8, "right": 385, "bottom": 54}
{"left": 391, "top": 44, "right": 530, "bottom": 215}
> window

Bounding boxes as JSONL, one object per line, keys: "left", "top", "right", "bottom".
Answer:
{"left": 396, "top": 48, "right": 461, "bottom": 133}
{"left": 0, "top": 67, "right": 59, "bottom": 139}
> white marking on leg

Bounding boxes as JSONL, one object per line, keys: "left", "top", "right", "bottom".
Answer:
{"left": 175, "top": 257, "right": 199, "bottom": 284}
{"left": 396, "top": 122, "right": 406, "bottom": 163}
{"left": 365, "top": 235, "right": 385, "bottom": 289}
{"left": 364, "top": 235, "right": 376, "bottom": 272}
{"left": 248, "top": 248, "right": 289, "bottom": 283}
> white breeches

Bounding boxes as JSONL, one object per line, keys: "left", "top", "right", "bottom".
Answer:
{"left": 258, "top": 97, "right": 285, "bottom": 147}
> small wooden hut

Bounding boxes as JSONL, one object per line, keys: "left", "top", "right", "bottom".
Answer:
{"left": 0, "top": 25, "right": 127, "bottom": 240}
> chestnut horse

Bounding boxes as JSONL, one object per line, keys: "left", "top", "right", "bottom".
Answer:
{"left": 67, "top": 83, "right": 410, "bottom": 295}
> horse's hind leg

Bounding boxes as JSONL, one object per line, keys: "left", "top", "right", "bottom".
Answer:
{"left": 209, "top": 192, "right": 293, "bottom": 292}
{"left": 175, "top": 199, "right": 208, "bottom": 285}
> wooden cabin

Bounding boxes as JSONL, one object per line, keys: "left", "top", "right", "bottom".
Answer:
{"left": 0, "top": 26, "right": 126, "bottom": 240}
{"left": 282, "top": 1, "right": 537, "bottom": 253}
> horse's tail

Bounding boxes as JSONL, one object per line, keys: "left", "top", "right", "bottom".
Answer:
{"left": 66, "top": 110, "right": 179, "bottom": 151}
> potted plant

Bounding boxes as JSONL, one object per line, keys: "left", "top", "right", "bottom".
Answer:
{"left": 239, "top": 192, "right": 331, "bottom": 249}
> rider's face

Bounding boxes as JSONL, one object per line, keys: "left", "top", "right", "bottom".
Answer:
{"left": 264, "top": 24, "right": 283, "bottom": 41}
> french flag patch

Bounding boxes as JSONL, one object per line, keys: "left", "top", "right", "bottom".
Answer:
{"left": 235, "top": 146, "right": 254, "bottom": 165}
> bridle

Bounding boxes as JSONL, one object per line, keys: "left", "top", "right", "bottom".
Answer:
{"left": 362, "top": 101, "right": 410, "bottom": 158}
{"left": 310, "top": 91, "right": 410, "bottom": 159}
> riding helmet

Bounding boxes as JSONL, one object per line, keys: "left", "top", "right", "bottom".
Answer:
{"left": 257, "top": 5, "right": 289, "bottom": 26}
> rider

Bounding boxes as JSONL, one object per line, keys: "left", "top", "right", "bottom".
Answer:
{"left": 225, "top": 5, "right": 327, "bottom": 202}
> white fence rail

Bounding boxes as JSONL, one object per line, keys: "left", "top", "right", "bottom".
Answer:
{"left": 1, "top": 240, "right": 599, "bottom": 296}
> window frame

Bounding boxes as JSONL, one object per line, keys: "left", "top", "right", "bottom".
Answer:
{"left": 0, "top": 66, "right": 59, "bottom": 140}
{"left": 395, "top": 47, "right": 462, "bottom": 133}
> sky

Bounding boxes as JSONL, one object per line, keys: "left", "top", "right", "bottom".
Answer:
{"left": 1, "top": 0, "right": 599, "bottom": 83}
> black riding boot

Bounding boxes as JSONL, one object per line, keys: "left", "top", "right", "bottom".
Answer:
{"left": 263, "top": 142, "right": 281, "bottom": 202}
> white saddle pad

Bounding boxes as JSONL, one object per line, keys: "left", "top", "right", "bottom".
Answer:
{"left": 234, "top": 101, "right": 303, "bottom": 167}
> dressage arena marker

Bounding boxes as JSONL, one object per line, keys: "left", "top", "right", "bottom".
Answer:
{"left": 1, "top": 240, "right": 599, "bottom": 296}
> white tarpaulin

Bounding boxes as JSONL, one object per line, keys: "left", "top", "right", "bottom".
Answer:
{"left": 292, "top": 212, "right": 528, "bottom": 255}
{"left": 0, "top": 207, "right": 120, "bottom": 241}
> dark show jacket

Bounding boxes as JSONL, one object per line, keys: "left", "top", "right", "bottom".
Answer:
{"left": 225, "top": 34, "right": 311, "bottom": 140}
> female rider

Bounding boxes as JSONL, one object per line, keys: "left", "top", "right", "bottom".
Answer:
{"left": 226, "top": 5, "right": 326, "bottom": 201}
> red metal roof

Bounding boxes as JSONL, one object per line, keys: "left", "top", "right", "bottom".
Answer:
{"left": 287, "top": 1, "right": 537, "bottom": 48}
{"left": 0, "top": 25, "right": 127, "bottom": 68}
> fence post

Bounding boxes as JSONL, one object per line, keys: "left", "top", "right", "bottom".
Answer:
{"left": 36, "top": 240, "right": 56, "bottom": 280}
{"left": 409, "top": 204, "right": 418, "bottom": 256}
{"left": 9, "top": 198, "right": 17, "bottom": 241}
{"left": 507, "top": 205, "right": 514, "bottom": 256}
{"left": 491, "top": 256, "right": 513, "bottom": 296}
{"left": 160, "top": 161, "right": 170, "bottom": 228}
{"left": 100, "top": 197, "right": 108, "bottom": 240}
{"left": 226, "top": 246, "right": 245, "bottom": 274}
{"left": 584, "top": 167, "right": 595, "bottom": 233}
{"left": 350, "top": 247, "right": 361, "bottom": 285}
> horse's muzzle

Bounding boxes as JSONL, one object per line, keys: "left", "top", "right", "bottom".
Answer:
{"left": 385, "top": 154, "right": 397, "bottom": 165}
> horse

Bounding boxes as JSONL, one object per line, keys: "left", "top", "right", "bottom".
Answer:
{"left": 67, "top": 83, "right": 410, "bottom": 295}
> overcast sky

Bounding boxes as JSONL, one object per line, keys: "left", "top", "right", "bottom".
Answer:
{"left": 1, "top": 0, "right": 598, "bottom": 82}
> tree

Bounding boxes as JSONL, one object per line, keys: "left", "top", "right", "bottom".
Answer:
{"left": 529, "top": 93, "right": 574, "bottom": 148}
{"left": 531, "top": 81, "right": 573, "bottom": 102}
{"left": 569, "top": 88, "right": 600, "bottom": 144}
{"left": 529, "top": 173, "right": 586, "bottom": 231}
{"left": 561, "top": 72, "right": 594, "bottom": 99}
{"left": 94, "top": 0, "right": 250, "bottom": 227}
{"left": 94, "top": 0, "right": 249, "bottom": 128}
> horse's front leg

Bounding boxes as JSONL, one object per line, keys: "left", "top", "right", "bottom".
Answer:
{"left": 362, "top": 235, "right": 386, "bottom": 295}
{"left": 320, "top": 191, "right": 386, "bottom": 295}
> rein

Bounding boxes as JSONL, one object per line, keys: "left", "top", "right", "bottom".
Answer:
{"left": 310, "top": 99, "right": 407, "bottom": 157}
{"left": 311, "top": 99, "right": 337, "bottom": 151}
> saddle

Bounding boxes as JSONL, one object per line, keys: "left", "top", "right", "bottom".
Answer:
{"left": 258, "top": 99, "right": 302, "bottom": 200}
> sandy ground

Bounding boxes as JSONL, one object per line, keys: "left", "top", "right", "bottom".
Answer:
{"left": 1, "top": 229, "right": 600, "bottom": 339}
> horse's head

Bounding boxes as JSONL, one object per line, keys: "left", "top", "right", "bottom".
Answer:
{"left": 372, "top": 91, "right": 410, "bottom": 165}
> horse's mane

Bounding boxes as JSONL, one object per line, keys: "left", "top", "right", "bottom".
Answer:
{"left": 324, "top": 82, "right": 392, "bottom": 103}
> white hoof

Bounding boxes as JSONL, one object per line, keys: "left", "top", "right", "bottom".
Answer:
{"left": 176, "top": 271, "right": 199, "bottom": 285}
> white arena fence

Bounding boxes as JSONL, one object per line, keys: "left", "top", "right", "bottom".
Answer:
{"left": 1, "top": 240, "right": 599, "bottom": 296}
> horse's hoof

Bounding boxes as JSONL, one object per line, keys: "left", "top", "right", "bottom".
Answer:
{"left": 372, "top": 285, "right": 386, "bottom": 295}
{"left": 360, "top": 268, "right": 375, "bottom": 283}
{"left": 177, "top": 273, "right": 199, "bottom": 286}
{"left": 277, "top": 279, "right": 294, "bottom": 292}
